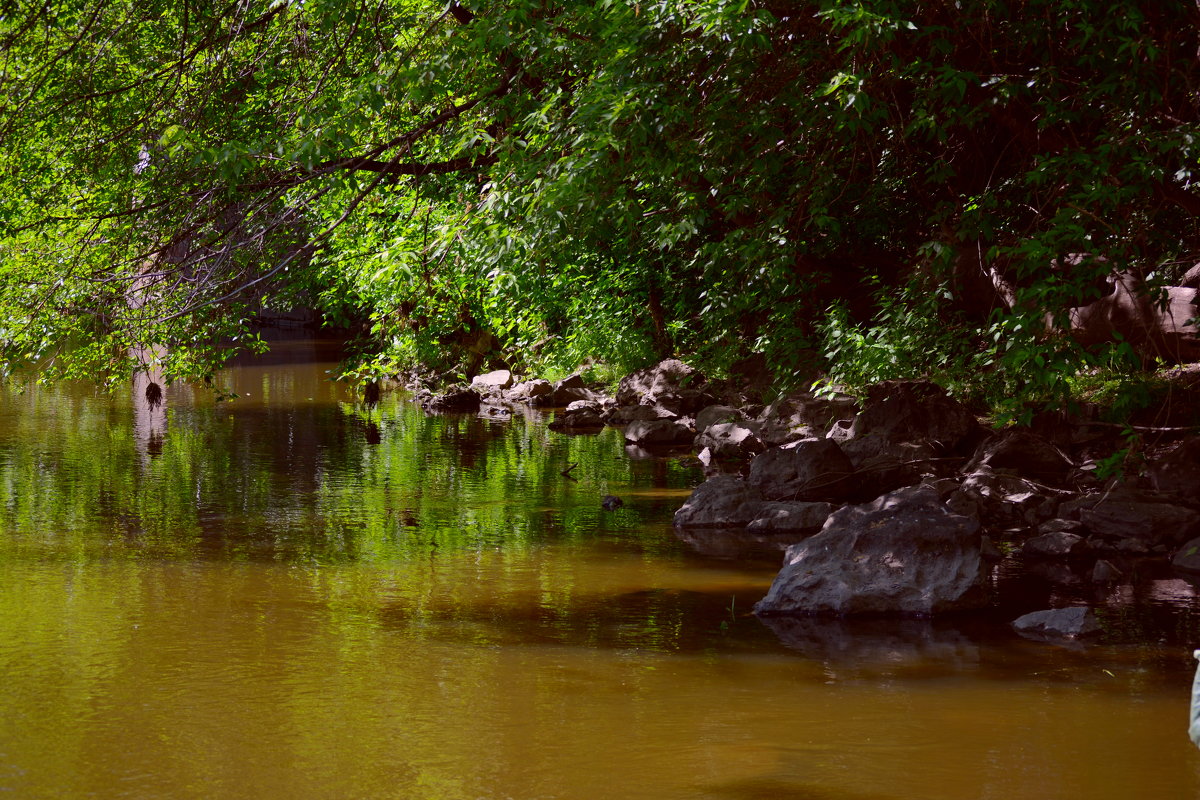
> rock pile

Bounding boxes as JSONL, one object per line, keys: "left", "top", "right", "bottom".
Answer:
{"left": 409, "top": 360, "right": 1200, "bottom": 624}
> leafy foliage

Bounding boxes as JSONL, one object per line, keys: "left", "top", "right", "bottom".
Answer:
{"left": 2, "top": 1, "right": 1199, "bottom": 404}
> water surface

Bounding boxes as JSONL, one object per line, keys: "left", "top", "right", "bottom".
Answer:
{"left": 2, "top": 340, "right": 1199, "bottom": 799}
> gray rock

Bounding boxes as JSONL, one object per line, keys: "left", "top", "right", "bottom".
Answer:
{"left": 695, "top": 404, "right": 753, "bottom": 434}
{"left": 1092, "top": 559, "right": 1123, "bottom": 584}
{"left": 426, "top": 387, "right": 481, "bottom": 412}
{"left": 956, "top": 468, "right": 1053, "bottom": 528}
{"left": 673, "top": 475, "right": 766, "bottom": 528}
{"left": 1115, "top": 538, "right": 1152, "bottom": 555}
{"left": 945, "top": 489, "right": 980, "bottom": 519}
{"left": 922, "top": 477, "right": 961, "bottom": 500}
{"left": 508, "top": 379, "right": 553, "bottom": 400}
{"left": 616, "top": 359, "right": 703, "bottom": 406}
{"left": 623, "top": 418, "right": 693, "bottom": 446}
{"left": 746, "top": 501, "right": 833, "bottom": 533}
{"left": 826, "top": 419, "right": 854, "bottom": 442}
{"left": 1023, "top": 531, "right": 1090, "bottom": 558}
{"left": 556, "top": 373, "right": 586, "bottom": 390}
{"left": 981, "top": 535, "right": 1004, "bottom": 561}
{"left": 1172, "top": 536, "right": 1200, "bottom": 573}
{"left": 470, "top": 369, "right": 513, "bottom": 390}
{"left": 534, "top": 384, "right": 596, "bottom": 407}
{"left": 655, "top": 388, "right": 718, "bottom": 415}
{"left": 693, "top": 421, "right": 765, "bottom": 460}
{"left": 1079, "top": 496, "right": 1200, "bottom": 545}
{"left": 838, "top": 433, "right": 931, "bottom": 468}
{"left": 1182, "top": 263, "right": 1200, "bottom": 289}
{"left": 754, "top": 485, "right": 987, "bottom": 616}
{"left": 1147, "top": 436, "right": 1200, "bottom": 497}
{"left": 747, "top": 438, "right": 855, "bottom": 502}
{"left": 1012, "top": 607, "right": 1102, "bottom": 640}
{"left": 1038, "top": 518, "right": 1084, "bottom": 535}
{"left": 548, "top": 402, "right": 605, "bottom": 430}
{"left": 849, "top": 380, "right": 983, "bottom": 453}
{"left": 605, "top": 404, "right": 676, "bottom": 425}
{"left": 840, "top": 435, "right": 936, "bottom": 497}
{"left": 756, "top": 393, "right": 856, "bottom": 446}
{"left": 964, "top": 429, "right": 1074, "bottom": 485}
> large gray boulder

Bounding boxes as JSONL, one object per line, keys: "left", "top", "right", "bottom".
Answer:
{"left": 754, "top": 485, "right": 987, "bottom": 616}
{"left": 623, "top": 418, "right": 693, "bottom": 446}
{"left": 953, "top": 467, "right": 1056, "bottom": 528}
{"left": 964, "top": 429, "right": 1074, "bottom": 485}
{"left": 693, "top": 421, "right": 765, "bottom": 460}
{"left": 673, "top": 475, "right": 765, "bottom": 528}
{"left": 747, "top": 438, "right": 855, "bottom": 502}
{"left": 755, "top": 392, "right": 857, "bottom": 447}
{"left": 1148, "top": 436, "right": 1200, "bottom": 496}
{"left": 470, "top": 369, "right": 513, "bottom": 390}
{"left": 616, "top": 359, "right": 703, "bottom": 406}
{"left": 849, "top": 380, "right": 983, "bottom": 453}
{"left": 695, "top": 404, "right": 754, "bottom": 433}
{"left": 507, "top": 379, "right": 553, "bottom": 401}
{"left": 1071, "top": 494, "right": 1200, "bottom": 546}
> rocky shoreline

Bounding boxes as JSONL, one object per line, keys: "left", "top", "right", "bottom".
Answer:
{"left": 401, "top": 359, "right": 1200, "bottom": 640}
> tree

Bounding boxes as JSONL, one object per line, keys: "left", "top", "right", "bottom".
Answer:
{"left": 2, "top": 1, "right": 1198, "bottom": 406}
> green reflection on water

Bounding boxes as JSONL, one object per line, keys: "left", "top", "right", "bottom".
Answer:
{"left": 2, "top": 348, "right": 1200, "bottom": 800}
{"left": 0, "top": 358, "right": 698, "bottom": 566}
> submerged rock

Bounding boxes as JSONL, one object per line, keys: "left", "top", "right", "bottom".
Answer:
{"left": 758, "top": 616, "right": 980, "bottom": 673}
{"left": 1012, "top": 607, "right": 1102, "bottom": 640}
{"left": 754, "top": 485, "right": 987, "bottom": 616}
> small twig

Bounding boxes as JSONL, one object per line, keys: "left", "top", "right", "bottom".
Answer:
{"left": 560, "top": 462, "right": 579, "bottom": 480}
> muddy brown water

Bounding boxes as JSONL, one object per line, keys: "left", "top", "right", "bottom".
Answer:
{"left": 2, "top": 339, "right": 1199, "bottom": 799}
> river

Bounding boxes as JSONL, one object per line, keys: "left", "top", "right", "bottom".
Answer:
{"left": 1, "top": 339, "right": 1198, "bottom": 799}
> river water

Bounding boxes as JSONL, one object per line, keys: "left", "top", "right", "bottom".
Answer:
{"left": 1, "top": 339, "right": 1199, "bottom": 799}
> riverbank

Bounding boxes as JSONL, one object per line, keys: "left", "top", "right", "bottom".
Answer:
{"left": 399, "top": 357, "right": 1200, "bottom": 635}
